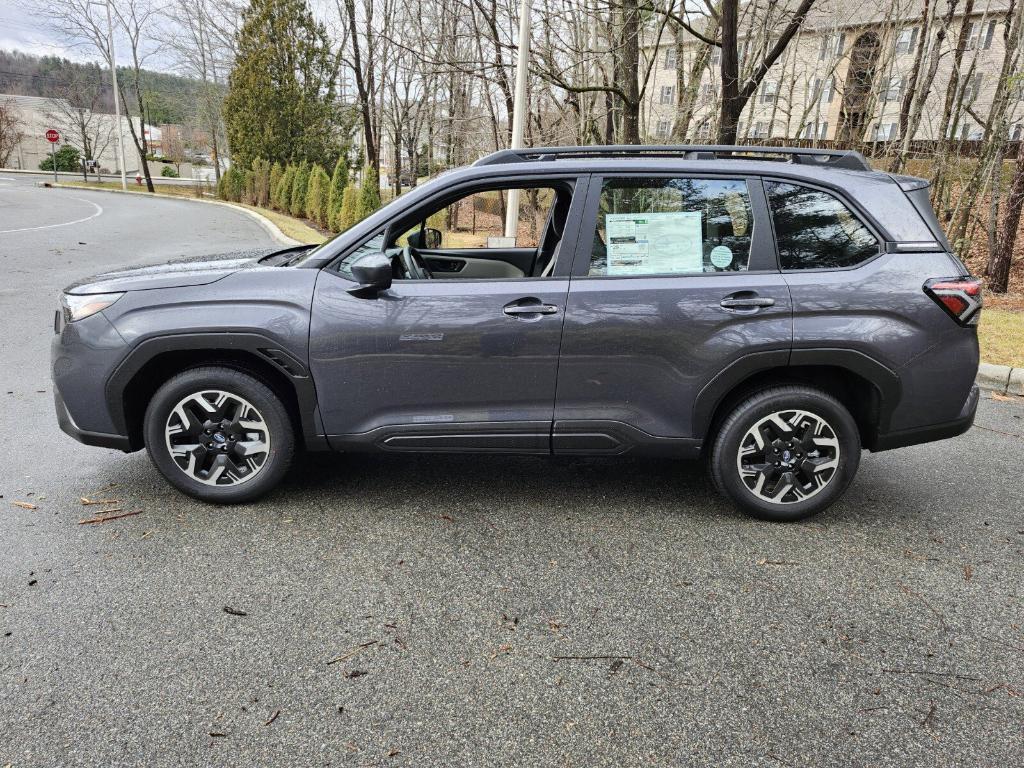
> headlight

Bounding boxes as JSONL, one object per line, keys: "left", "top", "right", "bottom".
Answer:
{"left": 61, "top": 292, "right": 124, "bottom": 322}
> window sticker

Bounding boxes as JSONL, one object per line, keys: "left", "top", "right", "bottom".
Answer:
{"left": 709, "top": 245, "right": 734, "bottom": 269}
{"left": 604, "top": 211, "right": 703, "bottom": 275}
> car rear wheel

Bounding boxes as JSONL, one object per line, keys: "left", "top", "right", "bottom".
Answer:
{"left": 143, "top": 366, "right": 294, "bottom": 503}
{"left": 709, "top": 385, "right": 860, "bottom": 521}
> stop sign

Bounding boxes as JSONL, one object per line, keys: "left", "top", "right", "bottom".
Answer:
{"left": 45, "top": 129, "right": 60, "bottom": 143}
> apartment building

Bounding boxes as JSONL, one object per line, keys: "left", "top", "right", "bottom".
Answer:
{"left": 644, "top": 0, "right": 1022, "bottom": 143}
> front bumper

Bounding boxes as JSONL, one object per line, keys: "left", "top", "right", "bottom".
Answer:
{"left": 52, "top": 308, "right": 134, "bottom": 450}
{"left": 54, "top": 386, "right": 132, "bottom": 451}
{"left": 870, "top": 384, "right": 979, "bottom": 452}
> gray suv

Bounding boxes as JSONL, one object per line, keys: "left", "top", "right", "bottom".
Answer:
{"left": 52, "top": 146, "right": 981, "bottom": 521}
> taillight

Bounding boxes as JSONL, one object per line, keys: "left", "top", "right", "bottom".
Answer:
{"left": 924, "top": 277, "right": 982, "bottom": 326}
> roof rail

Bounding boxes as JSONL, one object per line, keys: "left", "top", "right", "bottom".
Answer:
{"left": 473, "top": 144, "right": 872, "bottom": 172}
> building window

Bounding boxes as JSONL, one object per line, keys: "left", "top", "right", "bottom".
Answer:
{"left": 1012, "top": 124, "right": 1023, "bottom": 141}
{"left": 818, "top": 121, "right": 829, "bottom": 139}
{"left": 655, "top": 120, "right": 672, "bottom": 138}
{"left": 963, "top": 73, "right": 983, "bottom": 102}
{"left": 895, "top": 27, "right": 918, "bottom": 55}
{"left": 711, "top": 47, "right": 721, "bottom": 65}
{"left": 819, "top": 32, "right": 847, "bottom": 60}
{"left": 812, "top": 77, "right": 835, "bottom": 104}
{"left": 752, "top": 121, "right": 770, "bottom": 138}
{"left": 659, "top": 85, "right": 676, "bottom": 104}
{"left": 873, "top": 122, "right": 897, "bottom": 141}
{"left": 760, "top": 80, "right": 779, "bottom": 105}
{"left": 801, "top": 121, "right": 830, "bottom": 139}
{"left": 881, "top": 76, "right": 903, "bottom": 102}
{"left": 664, "top": 47, "right": 677, "bottom": 70}
{"left": 700, "top": 82, "right": 716, "bottom": 98}
{"left": 967, "top": 19, "right": 997, "bottom": 50}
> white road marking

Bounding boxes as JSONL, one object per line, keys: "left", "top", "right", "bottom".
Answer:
{"left": 0, "top": 195, "right": 104, "bottom": 234}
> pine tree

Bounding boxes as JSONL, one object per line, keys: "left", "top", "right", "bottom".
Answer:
{"left": 252, "top": 158, "right": 272, "bottom": 207}
{"left": 327, "top": 156, "right": 349, "bottom": 231}
{"left": 355, "top": 168, "right": 381, "bottom": 221}
{"left": 223, "top": 0, "right": 341, "bottom": 169}
{"left": 290, "top": 161, "right": 311, "bottom": 218}
{"left": 338, "top": 183, "right": 358, "bottom": 231}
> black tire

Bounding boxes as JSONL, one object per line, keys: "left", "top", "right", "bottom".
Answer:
{"left": 143, "top": 366, "right": 294, "bottom": 504}
{"left": 709, "top": 385, "right": 860, "bottom": 522}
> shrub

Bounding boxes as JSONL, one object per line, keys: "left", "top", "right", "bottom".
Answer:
{"left": 276, "top": 165, "right": 296, "bottom": 212}
{"left": 160, "top": 166, "right": 180, "bottom": 178}
{"left": 289, "top": 161, "right": 311, "bottom": 218}
{"left": 252, "top": 158, "right": 272, "bottom": 207}
{"left": 217, "top": 166, "right": 246, "bottom": 202}
{"left": 39, "top": 145, "right": 81, "bottom": 172}
{"left": 327, "top": 156, "right": 348, "bottom": 231}
{"left": 355, "top": 167, "right": 381, "bottom": 221}
{"left": 268, "top": 162, "right": 283, "bottom": 209}
{"left": 337, "top": 182, "right": 358, "bottom": 231}
{"left": 305, "top": 164, "right": 331, "bottom": 227}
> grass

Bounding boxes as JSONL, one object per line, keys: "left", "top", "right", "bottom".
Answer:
{"left": 978, "top": 308, "right": 1024, "bottom": 368}
{"left": 57, "top": 180, "right": 325, "bottom": 245}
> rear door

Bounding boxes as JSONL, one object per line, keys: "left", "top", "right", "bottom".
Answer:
{"left": 553, "top": 174, "right": 792, "bottom": 454}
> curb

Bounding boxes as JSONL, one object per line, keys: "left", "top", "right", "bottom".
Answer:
{"left": 977, "top": 363, "right": 1024, "bottom": 396}
{"left": 49, "top": 183, "right": 303, "bottom": 247}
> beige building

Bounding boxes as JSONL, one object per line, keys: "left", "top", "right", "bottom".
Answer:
{"left": 643, "top": 0, "right": 1022, "bottom": 144}
{"left": 1, "top": 93, "right": 144, "bottom": 173}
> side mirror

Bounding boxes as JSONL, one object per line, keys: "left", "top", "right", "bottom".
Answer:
{"left": 423, "top": 227, "right": 442, "bottom": 249}
{"left": 347, "top": 253, "right": 392, "bottom": 298}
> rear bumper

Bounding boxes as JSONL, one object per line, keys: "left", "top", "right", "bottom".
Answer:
{"left": 54, "top": 387, "right": 132, "bottom": 451}
{"left": 870, "top": 384, "right": 979, "bottom": 452}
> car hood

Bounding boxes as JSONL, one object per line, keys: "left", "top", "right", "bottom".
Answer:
{"left": 65, "top": 250, "right": 276, "bottom": 295}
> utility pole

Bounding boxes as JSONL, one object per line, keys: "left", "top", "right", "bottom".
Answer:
{"left": 94, "top": 0, "right": 128, "bottom": 190}
{"left": 503, "top": 0, "right": 532, "bottom": 240}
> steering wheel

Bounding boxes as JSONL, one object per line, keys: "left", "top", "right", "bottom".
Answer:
{"left": 399, "top": 245, "right": 432, "bottom": 280}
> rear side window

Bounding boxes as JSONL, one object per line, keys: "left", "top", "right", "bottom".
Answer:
{"left": 765, "top": 181, "right": 879, "bottom": 270}
{"left": 589, "top": 177, "right": 753, "bottom": 276}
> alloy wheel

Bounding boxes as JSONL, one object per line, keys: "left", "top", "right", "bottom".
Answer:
{"left": 735, "top": 409, "right": 840, "bottom": 504}
{"left": 164, "top": 390, "right": 271, "bottom": 486}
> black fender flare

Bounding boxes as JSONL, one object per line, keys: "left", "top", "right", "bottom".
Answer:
{"left": 105, "top": 332, "right": 327, "bottom": 451}
{"left": 691, "top": 348, "right": 902, "bottom": 441}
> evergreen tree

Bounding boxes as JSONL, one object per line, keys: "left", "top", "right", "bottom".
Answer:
{"left": 355, "top": 168, "right": 381, "bottom": 221}
{"left": 327, "top": 156, "right": 349, "bottom": 231}
{"left": 223, "top": 0, "right": 341, "bottom": 169}
{"left": 289, "top": 161, "right": 311, "bottom": 218}
{"left": 252, "top": 158, "right": 272, "bottom": 207}
{"left": 268, "top": 163, "right": 284, "bottom": 209}
{"left": 306, "top": 164, "right": 331, "bottom": 227}
{"left": 276, "top": 164, "right": 297, "bottom": 212}
{"left": 338, "top": 183, "right": 358, "bottom": 231}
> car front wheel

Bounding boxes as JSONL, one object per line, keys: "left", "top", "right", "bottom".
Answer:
{"left": 143, "top": 366, "right": 294, "bottom": 503}
{"left": 709, "top": 385, "right": 861, "bottom": 521}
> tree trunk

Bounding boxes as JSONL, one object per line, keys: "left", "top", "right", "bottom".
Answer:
{"left": 718, "top": 0, "right": 741, "bottom": 144}
{"left": 612, "top": 0, "right": 641, "bottom": 144}
{"left": 988, "top": 138, "right": 1024, "bottom": 293}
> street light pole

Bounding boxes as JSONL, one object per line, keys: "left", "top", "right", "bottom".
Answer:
{"left": 503, "top": 0, "right": 532, "bottom": 240}
{"left": 97, "top": 0, "right": 128, "bottom": 190}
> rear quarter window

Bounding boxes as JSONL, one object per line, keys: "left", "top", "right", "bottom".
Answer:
{"left": 765, "top": 181, "right": 879, "bottom": 270}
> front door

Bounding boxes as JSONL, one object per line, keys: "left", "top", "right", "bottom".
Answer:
{"left": 553, "top": 174, "right": 793, "bottom": 455}
{"left": 309, "top": 176, "right": 588, "bottom": 453}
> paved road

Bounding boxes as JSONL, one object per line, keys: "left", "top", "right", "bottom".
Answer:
{"left": 1, "top": 174, "right": 1023, "bottom": 766}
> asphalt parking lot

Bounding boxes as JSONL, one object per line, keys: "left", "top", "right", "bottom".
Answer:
{"left": 1, "top": 176, "right": 1023, "bottom": 766}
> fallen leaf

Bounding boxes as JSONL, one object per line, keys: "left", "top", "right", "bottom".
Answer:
{"left": 12, "top": 501, "right": 37, "bottom": 510}
{"left": 991, "top": 392, "right": 1014, "bottom": 402}
{"left": 223, "top": 606, "right": 248, "bottom": 617}
{"left": 964, "top": 564, "right": 973, "bottom": 581}
{"left": 757, "top": 558, "right": 800, "bottom": 566}
{"left": 264, "top": 709, "right": 280, "bottom": 726}
{"left": 344, "top": 669, "right": 368, "bottom": 679}
{"left": 80, "top": 497, "right": 120, "bottom": 506}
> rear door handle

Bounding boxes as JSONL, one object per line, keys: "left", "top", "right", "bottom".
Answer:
{"left": 720, "top": 297, "right": 775, "bottom": 309}
{"left": 504, "top": 303, "right": 559, "bottom": 316}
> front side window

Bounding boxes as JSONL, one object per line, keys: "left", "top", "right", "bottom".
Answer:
{"left": 588, "top": 177, "right": 754, "bottom": 277}
{"left": 765, "top": 181, "right": 879, "bottom": 270}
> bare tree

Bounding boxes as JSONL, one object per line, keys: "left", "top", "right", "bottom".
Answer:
{"left": 0, "top": 99, "right": 25, "bottom": 168}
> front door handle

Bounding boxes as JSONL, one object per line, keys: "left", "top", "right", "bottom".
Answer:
{"left": 720, "top": 297, "right": 775, "bottom": 309}
{"left": 503, "top": 300, "right": 559, "bottom": 318}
